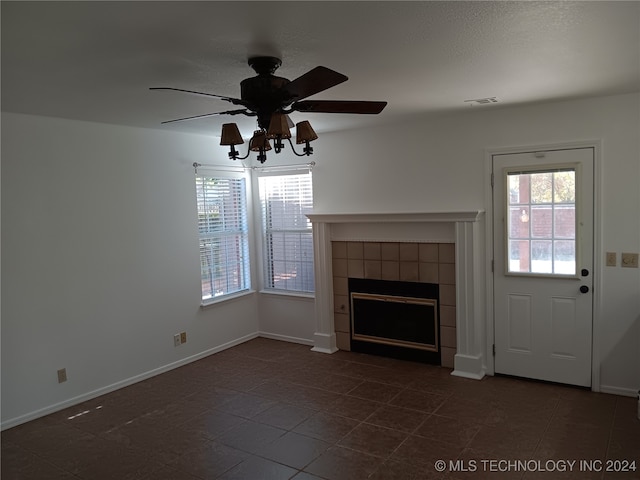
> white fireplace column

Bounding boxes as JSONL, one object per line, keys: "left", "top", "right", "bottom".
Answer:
{"left": 307, "top": 211, "right": 486, "bottom": 380}
{"left": 310, "top": 221, "right": 338, "bottom": 353}
{"left": 452, "top": 219, "right": 486, "bottom": 379}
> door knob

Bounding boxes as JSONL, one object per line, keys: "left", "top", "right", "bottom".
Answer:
{"left": 580, "top": 285, "right": 589, "bottom": 294}
{"left": 581, "top": 269, "right": 589, "bottom": 276}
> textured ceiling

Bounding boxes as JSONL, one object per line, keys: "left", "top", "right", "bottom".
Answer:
{"left": 2, "top": 1, "right": 639, "bottom": 137}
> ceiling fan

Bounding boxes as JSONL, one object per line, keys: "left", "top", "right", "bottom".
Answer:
{"left": 151, "top": 56, "right": 387, "bottom": 128}
{"left": 151, "top": 56, "right": 387, "bottom": 162}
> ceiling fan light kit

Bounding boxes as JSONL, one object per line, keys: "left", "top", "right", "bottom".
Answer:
{"left": 295, "top": 121, "right": 318, "bottom": 156}
{"left": 266, "top": 113, "right": 292, "bottom": 140}
{"left": 219, "top": 122, "right": 245, "bottom": 161}
{"left": 266, "top": 112, "right": 292, "bottom": 155}
{"left": 249, "top": 130, "right": 272, "bottom": 164}
{"left": 152, "top": 56, "right": 387, "bottom": 163}
{"left": 220, "top": 123, "right": 244, "bottom": 146}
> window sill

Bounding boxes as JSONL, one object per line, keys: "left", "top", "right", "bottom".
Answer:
{"left": 259, "top": 289, "right": 315, "bottom": 300}
{"left": 200, "top": 289, "right": 256, "bottom": 308}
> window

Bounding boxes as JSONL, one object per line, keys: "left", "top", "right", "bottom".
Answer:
{"left": 506, "top": 167, "right": 577, "bottom": 275}
{"left": 196, "top": 172, "right": 250, "bottom": 302}
{"left": 259, "top": 171, "right": 314, "bottom": 293}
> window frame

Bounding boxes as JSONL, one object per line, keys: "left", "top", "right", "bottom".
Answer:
{"left": 195, "top": 168, "right": 253, "bottom": 306}
{"left": 256, "top": 168, "right": 315, "bottom": 296}
{"left": 503, "top": 163, "right": 580, "bottom": 278}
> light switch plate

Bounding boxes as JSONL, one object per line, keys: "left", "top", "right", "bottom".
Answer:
{"left": 621, "top": 253, "right": 639, "bottom": 268}
{"left": 606, "top": 252, "right": 617, "bottom": 267}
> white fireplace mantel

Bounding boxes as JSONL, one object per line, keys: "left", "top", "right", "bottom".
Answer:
{"left": 307, "top": 210, "right": 487, "bottom": 380}
{"left": 306, "top": 211, "right": 483, "bottom": 224}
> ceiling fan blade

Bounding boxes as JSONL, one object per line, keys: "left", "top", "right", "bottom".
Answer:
{"left": 150, "top": 87, "right": 243, "bottom": 105}
{"left": 160, "top": 109, "right": 251, "bottom": 124}
{"left": 292, "top": 100, "right": 387, "bottom": 114}
{"left": 282, "top": 67, "right": 348, "bottom": 102}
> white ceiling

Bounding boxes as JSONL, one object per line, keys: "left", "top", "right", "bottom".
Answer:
{"left": 2, "top": 1, "right": 639, "bottom": 137}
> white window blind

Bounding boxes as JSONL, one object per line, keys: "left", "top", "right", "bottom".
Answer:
{"left": 259, "top": 171, "right": 314, "bottom": 293}
{"left": 196, "top": 174, "right": 250, "bottom": 301}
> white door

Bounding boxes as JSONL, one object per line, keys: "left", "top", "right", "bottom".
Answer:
{"left": 493, "top": 148, "right": 594, "bottom": 387}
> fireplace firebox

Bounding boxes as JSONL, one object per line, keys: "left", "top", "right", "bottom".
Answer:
{"left": 349, "top": 278, "right": 440, "bottom": 365}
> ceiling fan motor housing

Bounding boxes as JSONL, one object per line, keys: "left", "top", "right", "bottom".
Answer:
{"left": 241, "top": 56, "right": 294, "bottom": 130}
{"left": 241, "top": 75, "right": 291, "bottom": 130}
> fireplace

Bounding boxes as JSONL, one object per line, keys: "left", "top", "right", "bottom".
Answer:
{"left": 330, "top": 240, "right": 454, "bottom": 364}
{"left": 349, "top": 278, "right": 440, "bottom": 364}
{"left": 306, "top": 211, "right": 486, "bottom": 380}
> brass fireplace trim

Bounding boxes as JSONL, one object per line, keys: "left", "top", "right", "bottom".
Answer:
{"left": 350, "top": 292, "right": 439, "bottom": 352}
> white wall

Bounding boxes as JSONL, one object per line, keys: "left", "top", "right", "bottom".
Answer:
{"left": 1, "top": 113, "right": 260, "bottom": 427}
{"left": 308, "top": 92, "right": 639, "bottom": 395}
{"left": 257, "top": 294, "right": 315, "bottom": 345}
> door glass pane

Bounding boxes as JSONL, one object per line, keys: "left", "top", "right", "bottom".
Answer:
{"left": 506, "top": 168, "right": 576, "bottom": 275}
{"left": 531, "top": 205, "right": 552, "bottom": 238}
{"left": 554, "top": 240, "right": 575, "bottom": 274}
{"left": 554, "top": 205, "right": 575, "bottom": 238}
{"left": 508, "top": 239, "right": 530, "bottom": 272}
{"left": 531, "top": 172, "right": 552, "bottom": 203}
{"left": 531, "top": 240, "right": 553, "bottom": 273}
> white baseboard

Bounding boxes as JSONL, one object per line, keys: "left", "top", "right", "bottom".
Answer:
{"left": 257, "top": 331, "right": 314, "bottom": 346}
{"left": 599, "top": 384, "right": 639, "bottom": 398}
{"left": 1, "top": 332, "right": 259, "bottom": 431}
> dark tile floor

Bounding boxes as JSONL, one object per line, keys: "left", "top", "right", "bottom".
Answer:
{"left": 2, "top": 338, "right": 639, "bottom": 479}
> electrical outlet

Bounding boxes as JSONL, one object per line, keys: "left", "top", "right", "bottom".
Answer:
{"left": 57, "top": 368, "right": 67, "bottom": 383}
{"left": 606, "top": 252, "right": 617, "bottom": 267}
{"left": 180, "top": 332, "right": 187, "bottom": 344}
{"left": 621, "top": 252, "right": 639, "bottom": 268}
{"left": 173, "top": 334, "right": 181, "bottom": 347}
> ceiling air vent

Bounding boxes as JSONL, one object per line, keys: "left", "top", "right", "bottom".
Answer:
{"left": 464, "top": 97, "right": 499, "bottom": 105}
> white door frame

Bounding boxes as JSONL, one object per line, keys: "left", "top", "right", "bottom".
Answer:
{"left": 483, "top": 140, "right": 603, "bottom": 391}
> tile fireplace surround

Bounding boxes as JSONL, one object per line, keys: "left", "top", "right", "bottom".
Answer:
{"left": 333, "top": 241, "right": 455, "bottom": 367}
{"left": 307, "top": 212, "right": 486, "bottom": 380}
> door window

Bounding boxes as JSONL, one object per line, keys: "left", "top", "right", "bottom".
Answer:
{"left": 506, "top": 167, "right": 577, "bottom": 276}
